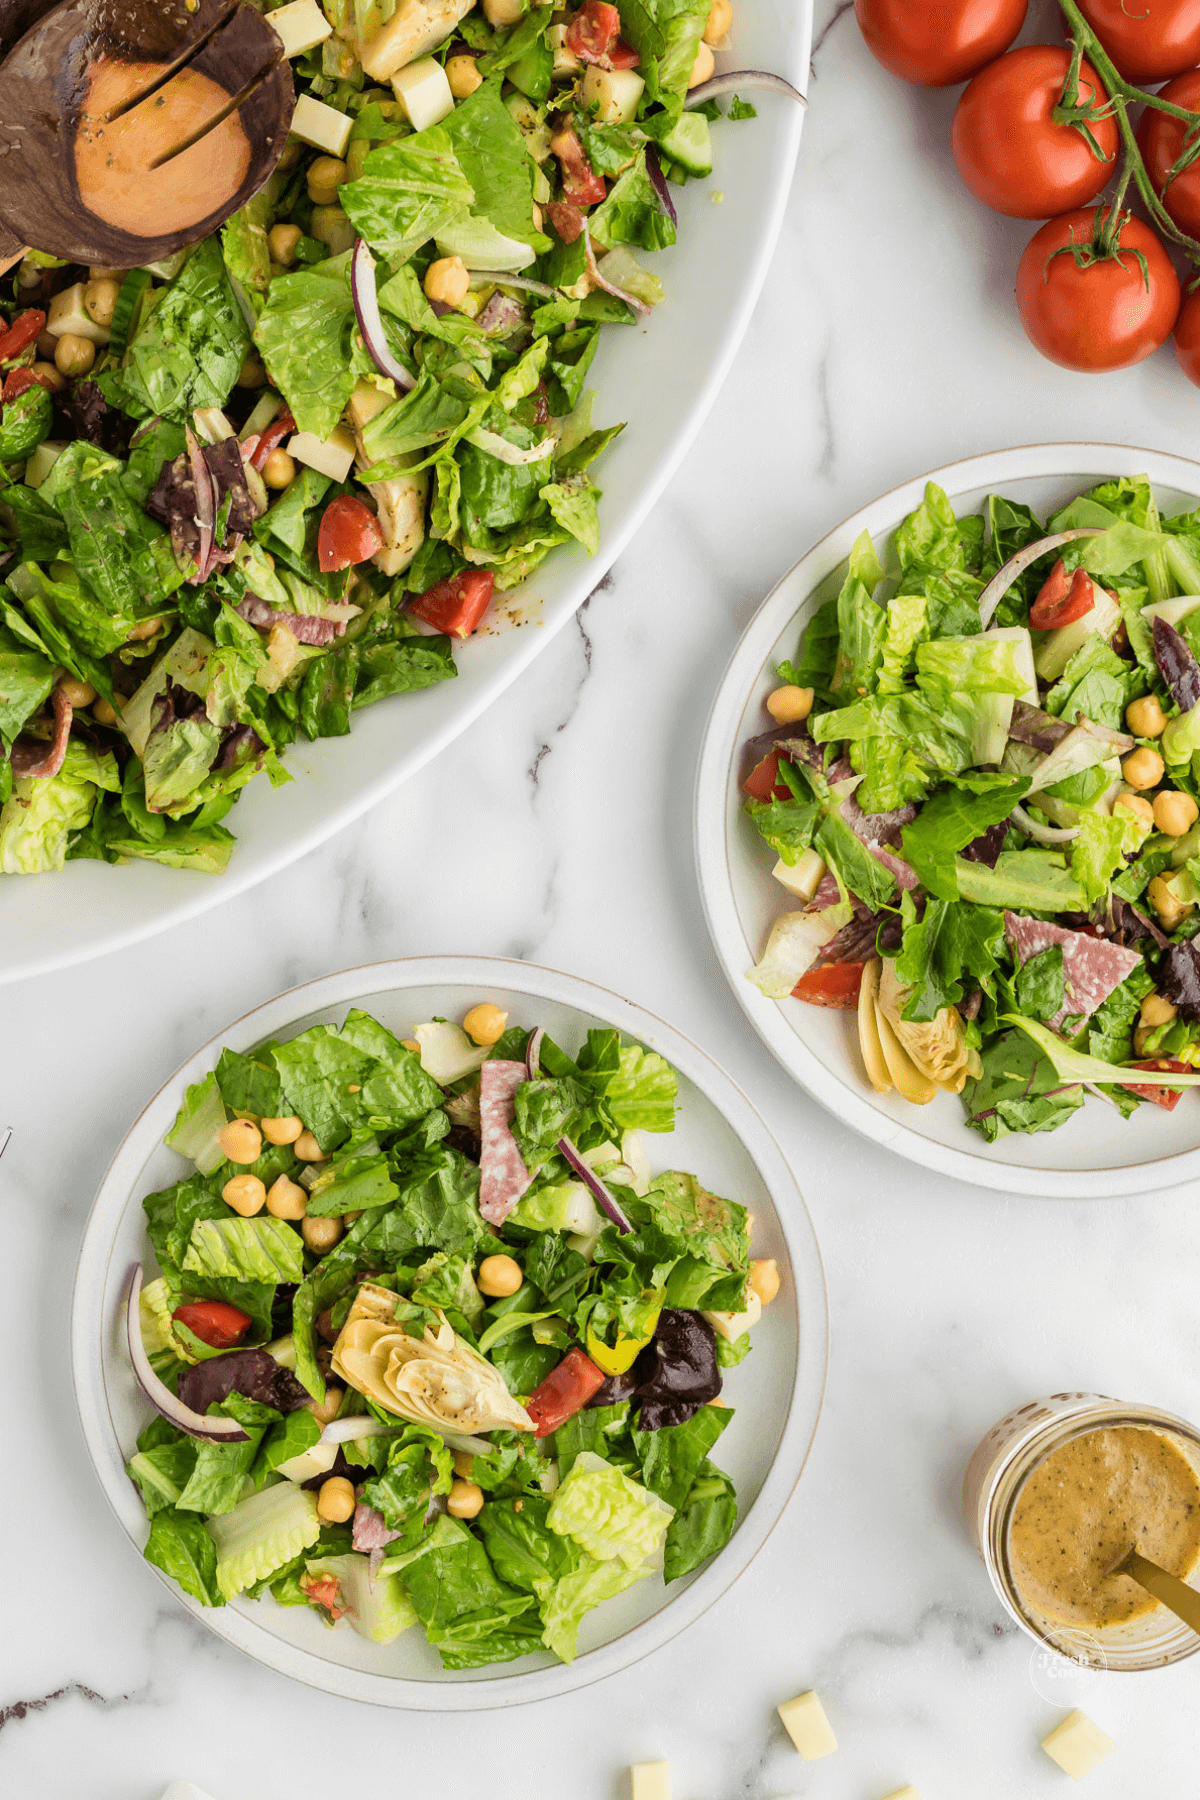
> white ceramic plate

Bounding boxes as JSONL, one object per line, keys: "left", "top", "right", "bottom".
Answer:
{"left": 695, "top": 444, "right": 1200, "bottom": 1199}
{"left": 0, "top": 12, "right": 811, "bottom": 987}
{"left": 72, "top": 957, "right": 828, "bottom": 1709}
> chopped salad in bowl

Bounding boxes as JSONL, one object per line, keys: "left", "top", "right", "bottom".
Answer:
{"left": 123, "top": 999, "right": 780, "bottom": 1670}
{"left": 741, "top": 472, "right": 1200, "bottom": 1147}
{"left": 0, "top": 0, "right": 800, "bottom": 880}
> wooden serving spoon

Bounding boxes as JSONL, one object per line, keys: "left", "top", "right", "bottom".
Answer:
{"left": 1107, "top": 1545, "right": 1200, "bottom": 1635}
{"left": 0, "top": 0, "right": 293, "bottom": 272}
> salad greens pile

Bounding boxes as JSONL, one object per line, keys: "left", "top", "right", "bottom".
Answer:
{"left": 0, "top": 0, "right": 759, "bottom": 877}
{"left": 130, "top": 1008, "right": 764, "bottom": 1668}
{"left": 745, "top": 474, "right": 1200, "bottom": 1142}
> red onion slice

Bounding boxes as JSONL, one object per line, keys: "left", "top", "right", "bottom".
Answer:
{"left": 1009, "top": 802, "right": 1080, "bottom": 845}
{"left": 582, "top": 223, "right": 651, "bottom": 319}
{"left": 11, "top": 685, "right": 72, "bottom": 780}
{"left": 526, "top": 1026, "right": 544, "bottom": 1080}
{"left": 185, "top": 426, "right": 217, "bottom": 584}
{"left": 978, "top": 529, "right": 1103, "bottom": 629}
{"left": 126, "top": 1264, "right": 250, "bottom": 1443}
{"left": 684, "top": 70, "right": 807, "bottom": 110}
{"left": 466, "top": 270, "right": 556, "bottom": 298}
{"left": 351, "top": 238, "right": 415, "bottom": 394}
{"left": 557, "top": 1134, "right": 632, "bottom": 1234}
{"left": 645, "top": 146, "right": 677, "bottom": 229}
{"left": 319, "top": 1415, "right": 493, "bottom": 1456}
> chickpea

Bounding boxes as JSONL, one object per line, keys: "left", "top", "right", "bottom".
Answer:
{"left": 765, "top": 683, "right": 814, "bottom": 726}
{"left": 36, "top": 329, "right": 58, "bottom": 359}
{"left": 309, "top": 154, "right": 348, "bottom": 192}
{"left": 295, "top": 1129, "right": 326, "bottom": 1162}
{"left": 127, "top": 618, "right": 162, "bottom": 643}
{"left": 302, "top": 1213, "right": 344, "bottom": 1253}
{"left": 92, "top": 697, "right": 120, "bottom": 726}
{"left": 238, "top": 353, "right": 266, "bottom": 388}
{"left": 223, "top": 1173, "right": 267, "bottom": 1216}
{"left": 446, "top": 53, "right": 483, "bottom": 97}
{"left": 478, "top": 1253, "right": 523, "bottom": 1298}
{"left": 54, "top": 333, "right": 95, "bottom": 378}
{"left": 447, "top": 1478, "right": 484, "bottom": 1520}
{"left": 317, "top": 1474, "right": 357, "bottom": 1524}
{"left": 57, "top": 676, "right": 95, "bottom": 708}
{"left": 84, "top": 277, "right": 120, "bottom": 328}
{"left": 1149, "top": 873, "right": 1194, "bottom": 931}
{"left": 704, "top": 0, "right": 732, "bottom": 41}
{"left": 261, "top": 1114, "right": 304, "bottom": 1145}
{"left": 1122, "top": 746, "right": 1166, "bottom": 790}
{"left": 1126, "top": 693, "right": 1168, "bottom": 738}
{"left": 748, "top": 1257, "right": 780, "bottom": 1307}
{"left": 1153, "top": 789, "right": 1199, "bottom": 838}
{"left": 688, "top": 38, "right": 715, "bottom": 87}
{"left": 219, "top": 1118, "right": 263, "bottom": 1165}
{"left": 263, "top": 447, "right": 296, "bottom": 490}
{"left": 452, "top": 1449, "right": 475, "bottom": 1478}
{"left": 309, "top": 1383, "right": 343, "bottom": 1427}
{"left": 266, "top": 1174, "right": 308, "bottom": 1221}
{"left": 278, "top": 138, "right": 302, "bottom": 172}
{"left": 423, "top": 255, "right": 470, "bottom": 311}
{"left": 267, "top": 222, "right": 303, "bottom": 269}
{"left": 32, "top": 361, "right": 64, "bottom": 393}
{"left": 1141, "top": 992, "right": 1178, "bottom": 1028}
{"left": 1114, "top": 791, "right": 1155, "bottom": 823}
{"left": 483, "top": 0, "right": 524, "bottom": 24}
{"left": 463, "top": 1002, "right": 508, "bottom": 1046}
{"left": 401, "top": 1038, "right": 422, "bottom": 1055}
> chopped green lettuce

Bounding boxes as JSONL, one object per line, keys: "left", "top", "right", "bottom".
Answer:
{"left": 547, "top": 1451, "right": 674, "bottom": 1570}
{"left": 144, "top": 1505, "right": 225, "bottom": 1606}
{"left": 304, "top": 1552, "right": 418, "bottom": 1643}
{"left": 181, "top": 1216, "right": 306, "bottom": 1284}
{"left": 208, "top": 1479, "right": 321, "bottom": 1600}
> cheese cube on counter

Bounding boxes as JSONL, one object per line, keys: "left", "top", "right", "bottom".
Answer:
{"left": 289, "top": 425, "right": 357, "bottom": 483}
{"left": 1041, "top": 1710, "right": 1115, "bottom": 1780}
{"left": 777, "top": 1690, "right": 838, "bottom": 1760}
{"left": 630, "top": 1763, "right": 670, "bottom": 1800}
{"left": 392, "top": 56, "right": 455, "bottom": 130}
{"left": 159, "top": 1784, "right": 219, "bottom": 1800}
{"left": 268, "top": 0, "right": 332, "bottom": 56}
{"left": 291, "top": 93, "right": 353, "bottom": 158}
{"left": 880, "top": 1788, "right": 922, "bottom": 1799}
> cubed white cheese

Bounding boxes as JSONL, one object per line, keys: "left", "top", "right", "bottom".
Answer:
{"left": 288, "top": 425, "right": 357, "bottom": 483}
{"left": 348, "top": 378, "right": 393, "bottom": 433}
{"left": 290, "top": 93, "right": 353, "bottom": 158}
{"left": 46, "top": 280, "right": 111, "bottom": 344}
{"left": 414, "top": 1020, "right": 487, "bottom": 1085}
{"left": 778, "top": 1690, "right": 838, "bottom": 1761}
{"left": 630, "top": 1764, "right": 670, "bottom": 1800}
{"left": 159, "top": 1785, "right": 220, "bottom": 1800}
{"left": 269, "top": 0, "right": 333, "bottom": 56}
{"left": 392, "top": 55, "right": 455, "bottom": 130}
{"left": 880, "top": 1789, "right": 922, "bottom": 1799}
{"left": 359, "top": 0, "right": 475, "bottom": 80}
{"left": 703, "top": 1288, "right": 762, "bottom": 1343}
{"left": 1041, "top": 1710, "right": 1115, "bottom": 1781}
{"left": 773, "top": 848, "right": 826, "bottom": 902}
{"left": 548, "top": 22, "right": 580, "bottom": 74}
{"left": 582, "top": 65, "right": 645, "bottom": 125}
{"left": 24, "top": 440, "right": 65, "bottom": 490}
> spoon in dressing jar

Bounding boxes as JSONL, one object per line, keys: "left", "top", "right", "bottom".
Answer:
{"left": 1104, "top": 1545, "right": 1200, "bottom": 1635}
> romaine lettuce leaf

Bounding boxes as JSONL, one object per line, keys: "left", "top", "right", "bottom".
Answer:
{"left": 955, "top": 849, "right": 1085, "bottom": 912}
{"left": 0, "top": 621, "right": 55, "bottom": 750}
{"left": 144, "top": 1504, "right": 225, "bottom": 1606}
{"left": 304, "top": 1552, "right": 417, "bottom": 1642}
{"left": 662, "top": 1456, "right": 737, "bottom": 1581}
{"left": 208, "top": 1479, "right": 321, "bottom": 1599}
{"left": 181, "top": 1216, "right": 305, "bottom": 1284}
{"left": 588, "top": 150, "right": 676, "bottom": 253}
{"left": 604, "top": 1045, "right": 678, "bottom": 1132}
{"left": 0, "top": 739, "right": 118, "bottom": 874}
{"left": 540, "top": 1553, "right": 646, "bottom": 1662}
{"left": 893, "top": 894, "right": 1007, "bottom": 1023}
{"left": 254, "top": 258, "right": 358, "bottom": 439}
{"left": 1073, "top": 806, "right": 1148, "bottom": 905}
{"left": 441, "top": 77, "right": 550, "bottom": 257}
{"left": 546, "top": 1451, "right": 674, "bottom": 1569}
{"left": 899, "top": 772, "right": 1030, "bottom": 902}
{"left": 123, "top": 238, "right": 250, "bottom": 420}
{"left": 341, "top": 127, "right": 475, "bottom": 262}
{"left": 358, "top": 1425, "right": 453, "bottom": 1551}
{"left": 631, "top": 1401, "right": 730, "bottom": 1511}
{"left": 398, "top": 1515, "right": 540, "bottom": 1666}
{"left": 615, "top": 0, "right": 709, "bottom": 109}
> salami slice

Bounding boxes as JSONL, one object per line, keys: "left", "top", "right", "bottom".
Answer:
{"left": 478, "top": 1059, "right": 534, "bottom": 1225}
{"left": 1004, "top": 912, "right": 1142, "bottom": 1034}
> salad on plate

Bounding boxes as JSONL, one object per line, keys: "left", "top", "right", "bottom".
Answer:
{"left": 125, "top": 1001, "right": 778, "bottom": 1668}
{"left": 742, "top": 473, "right": 1200, "bottom": 1144}
{"left": 0, "top": 0, "right": 797, "bottom": 879}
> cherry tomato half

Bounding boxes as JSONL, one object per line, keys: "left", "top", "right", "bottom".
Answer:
{"left": 525, "top": 1346, "right": 607, "bottom": 1437}
{"left": 408, "top": 569, "right": 494, "bottom": 638}
{"left": 566, "top": 1, "right": 621, "bottom": 61}
{"left": 317, "top": 494, "right": 384, "bottom": 571}
{"left": 1138, "top": 71, "right": 1200, "bottom": 241}
{"left": 172, "top": 1299, "right": 253, "bottom": 1349}
{"left": 1015, "top": 208, "right": 1181, "bottom": 372}
{"left": 792, "top": 962, "right": 866, "bottom": 1007}
{"left": 1075, "top": 0, "right": 1200, "bottom": 85}
{"left": 1, "top": 366, "right": 51, "bottom": 401}
{"left": 1126, "top": 1059, "right": 1192, "bottom": 1110}
{"left": 249, "top": 408, "right": 296, "bottom": 472}
{"left": 952, "top": 46, "right": 1118, "bottom": 219}
{"left": 1030, "top": 560, "right": 1098, "bottom": 629}
{"left": 1174, "top": 289, "right": 1200, "bottom": 390}
{"left": 552, "top": 125, "right": 606, "bottom": 206}
{"left": 0, "top": 308, "right": 46, "bottom": 363}
{"left": 855, "top": 0, "right": 1027, "bottom": 87}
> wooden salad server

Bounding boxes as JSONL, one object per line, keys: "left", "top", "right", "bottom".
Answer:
{"left": 0, "top": 0, "right": 293, "bottom": 272}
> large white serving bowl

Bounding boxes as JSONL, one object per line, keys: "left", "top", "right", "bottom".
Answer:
{"left": 695, "top": 444, "right": 1200, "bottom": 1200}
{"left": 0, "top": 9, "right": 811, "bottom": 987}
{"left": 72, "top": 957, "right": 828, "bottom": 1709}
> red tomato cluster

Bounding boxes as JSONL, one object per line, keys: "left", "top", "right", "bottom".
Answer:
{"left": 856, "top": 0, "right": 1200, "bottom": 383}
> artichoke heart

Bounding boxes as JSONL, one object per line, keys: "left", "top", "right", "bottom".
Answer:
{"left": 331, "top": 1282, "right": 534, "bottom": 1436}
{"left": 878, "top": 959, "right": 982, "bottom": 1094}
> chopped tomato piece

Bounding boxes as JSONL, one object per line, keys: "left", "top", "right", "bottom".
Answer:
{"left": 566, "top": 0, "right": 622, "bottom": 59}
{"left": 172, "top": 1299, "right": 253, "bottom": 1349}
{"left": 249, "top": 408, "right": 296, "bottom": 472}
{"left": 609, "top": 37, "right": 639, "bottom": 67}
{"left": 1030, "top": 560, "right": 1096, "bottom": 630}
{"left": 525, "top": 1346, "right": 607, "bottom": 1437}
{"left": 546, "top": 201, "right": 585, "bottom": 245}
{"left": 792, "top": 962, "right": 866, "bottom": 1007}
{"left": 1127, "top": 1059, "right": 1193, "bottom": 1110}
{"left": 0, "top": 309, "right": 46, "bottom": 363}
{"left": 550, "top": 126, "right": 607, "bottom": 206}
{"left": 409, "top": 569, "right": 494, "bottom": 639}
{"left": 301, "top": 1574, "right": 349, "bottom": 1619}
{"left": 317, "top": 494, "right": 384, "bottom": 572}
{"left": 743, "top": 750, "right": 792, "bottom": 803}
{"left": 2, "top": 366, "right": 50, "bottom": 401}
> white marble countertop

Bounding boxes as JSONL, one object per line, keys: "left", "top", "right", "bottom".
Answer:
{"left": 5, "top": 0, "right": 1200, "bottom": 1791}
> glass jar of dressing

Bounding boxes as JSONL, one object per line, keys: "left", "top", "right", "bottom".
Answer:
{"left": 964, "top": 1393, "right": 1200, "bottom": 1672}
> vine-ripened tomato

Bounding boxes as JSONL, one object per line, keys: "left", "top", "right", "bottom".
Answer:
{"left": 952, "top": 46, "right": 1119, "bottom": 219}
{"left": 1137, "top": 71, "right": 1200, "bottom": 240}
{"left": 792, "top": 962, "right": 866, "bottom": 1007}
{"left": 855, "top": 0, "right": 1027, "bottom": 87}
{"left": 172, "top": 1299, "right": 252, "bottom": 1349}
{"left": 1076, "top": 0, "right": 1200, "bottom": 85}
{"left": 1015, "top": 208, "right": 1181, "bottom": 371}
{"left": 1174, "top": 289, "right": 1200, "bottom": 389}
{"left": 317, "top": 494, "right": 384, "bottom": 571}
